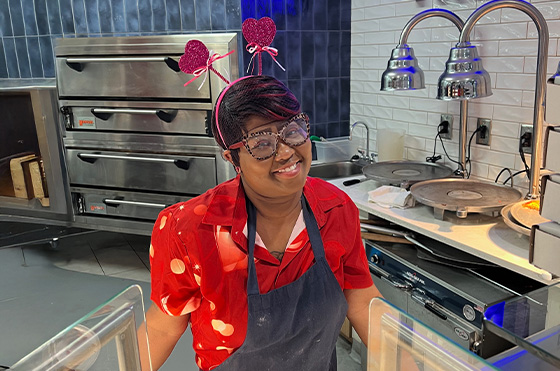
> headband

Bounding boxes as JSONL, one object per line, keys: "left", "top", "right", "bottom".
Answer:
{"left": 179, "top": 17, "right": 285, "bottom": 148}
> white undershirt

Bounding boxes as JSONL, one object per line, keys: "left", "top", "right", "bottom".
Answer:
{"left": 242, "top": 210, "right": 305, "bottom": 251}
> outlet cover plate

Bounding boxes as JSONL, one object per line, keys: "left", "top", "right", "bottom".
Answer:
{"left": 476, "top": 118, "right": 491, "bottom": 145}
{"left": 520, "top": 124, "right": 533, "bottom": 154}
{"left": 440, "top": 114, "right": 453, "bottom": 140}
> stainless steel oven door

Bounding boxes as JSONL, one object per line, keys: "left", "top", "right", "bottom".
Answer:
{"left": 65, "top": 105, "right": 210, "bottom": 135}
{"left": 56, "top": 56, "right": 210, "bottom": 100}
{"left": 66, "top": 149, "right": 217, "bottom": 195}
{"left": 73, "top": 187, "right": 188, "bottom": 221}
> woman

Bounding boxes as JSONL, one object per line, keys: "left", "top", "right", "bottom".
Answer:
{"left": 142, "top": 75, "right": 380, "bottom": 370}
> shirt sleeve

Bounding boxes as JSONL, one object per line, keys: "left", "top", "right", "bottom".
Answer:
{"left": 150, "top": 207, "right": 202, "bottom": 316}
{"left": 342, "top": 201, "right": 374, "bottom": 290}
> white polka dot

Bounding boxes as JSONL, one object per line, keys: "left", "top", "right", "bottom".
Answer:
{"left": 170, "top": 258, "right": 185, "bottom": 274}
{"left": 159, "top": 215, "right": 167, "bottom": 230}
{"left": 149, "top": 243, "right": 154, "bottom": 258}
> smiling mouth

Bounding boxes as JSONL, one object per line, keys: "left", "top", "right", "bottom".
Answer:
{"left": 275, "top": 161, "right": 300, "bottom": 173}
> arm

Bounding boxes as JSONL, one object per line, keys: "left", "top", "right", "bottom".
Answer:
{"left": 344, "top": 284, "right": 381, "bottom": 347}
{"left": 138, "top": 303, "right": 190, "bottom": 371}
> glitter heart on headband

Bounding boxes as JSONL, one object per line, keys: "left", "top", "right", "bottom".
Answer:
{"left": 179, "top": 39, "right": 234, "bottom": 88}
{"left": 242, "top": 17, "right": 285, "bottom": 75}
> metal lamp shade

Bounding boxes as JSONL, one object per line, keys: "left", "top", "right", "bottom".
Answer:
{"left": 381, "top": 46, "right": 425, "bottom": 91}
{"left": 437, "top": 44, "right": 492, "bottom": 100}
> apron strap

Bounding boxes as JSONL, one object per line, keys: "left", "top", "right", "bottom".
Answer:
{"left": 246, "top": 197, "right": 259, "bottom": 296}
{"left": 301, "top": 196, "right": 325, "bottom": 260}
{"left": 246, "top": 195, "right": 325, "bottom": 296}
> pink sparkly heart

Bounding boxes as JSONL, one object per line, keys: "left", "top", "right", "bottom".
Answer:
{"left": 179, "top": 40, "right": 210, "bottom": 74}
{"left": 242, "top": 17, "right": 276, "bottom": 47}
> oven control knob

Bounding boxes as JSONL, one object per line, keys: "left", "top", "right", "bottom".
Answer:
{"left": 463, "top": 304, "right": 476, "bottom": 322}
{"left": 370, "top": 254, "right": 380, "bottom": 264}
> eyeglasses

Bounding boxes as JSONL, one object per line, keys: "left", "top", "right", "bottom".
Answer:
{"left": 228, "top": 113, "right": 310, "bottom": 160}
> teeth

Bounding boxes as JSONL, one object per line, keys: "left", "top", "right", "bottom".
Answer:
{"left": 277, "top": 163, "right": 298, "bottom": 173}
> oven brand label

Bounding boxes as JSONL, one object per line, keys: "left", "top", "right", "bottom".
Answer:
{"left": 77, "top": 116, "right": 96, "bottom": 129}
{"left": 88, "top": 203, "right": 106, "bottom": 214}
{"left": 454, "top": 327, "right": 469, "bottom": 341}
{"left": 403, "top": 271, "right": 425, "bottom": 285}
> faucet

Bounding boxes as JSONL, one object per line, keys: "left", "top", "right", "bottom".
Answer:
{"left": 350, "top": 121, "right": 371, "bottom": 163}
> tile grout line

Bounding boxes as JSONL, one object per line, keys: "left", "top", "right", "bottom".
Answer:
{"left": 123, "top": 234, "right": 151, "bottom": 272}
{"left": 88, "top": 242, "right": 105, "bottom": 275}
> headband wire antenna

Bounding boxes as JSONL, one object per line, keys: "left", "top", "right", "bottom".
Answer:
{"left": 179, "top": 17, "right": 287, "bottom": 150}
{"left": 242, "top": 17, "right": 285, "bottom": 75}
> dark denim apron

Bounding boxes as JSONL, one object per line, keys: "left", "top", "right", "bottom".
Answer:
{"left": 209, "top": 196, "right": 348, "bottom": 371}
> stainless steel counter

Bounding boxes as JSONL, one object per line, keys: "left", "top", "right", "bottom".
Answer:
{"left": 0, "top": 78, "right": 56, "bottom": 90}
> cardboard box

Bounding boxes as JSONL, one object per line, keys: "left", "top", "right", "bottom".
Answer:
{"left": 28, "top": 160, "right": 49, "bottom": 207}
{"left": 530, "top": 221, "right": 560, "bottom": 276}
{"left": 9, "top": 154, "right": 37, "bottom": 199}
{"left": 543, "top": 126, "right": 560, "bottom": 173}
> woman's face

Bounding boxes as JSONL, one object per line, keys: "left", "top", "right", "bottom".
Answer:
{"left": 236, "top": 115, "right": 312, "bottom": 200}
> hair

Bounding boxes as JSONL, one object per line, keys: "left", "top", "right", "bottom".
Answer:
{"left": 211, "top": 75, "right": 301, "bottom": 166}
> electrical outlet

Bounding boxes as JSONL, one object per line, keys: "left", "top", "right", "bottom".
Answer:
{"left": 476, "top": 118, "right": 491, "bottom": 145}
{"left": 440, "top": 114, "right": 453, "bottom": 140}
{"left": 520, "top": 125, "right": 533, "bottom": 154}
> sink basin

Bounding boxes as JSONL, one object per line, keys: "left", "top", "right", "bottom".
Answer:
{"left": 308, "top": 161, "right": 363, "bottom": 179}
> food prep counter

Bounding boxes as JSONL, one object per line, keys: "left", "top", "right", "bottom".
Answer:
{"left": 328, "top": 175, "right": 558, "bottom": 285}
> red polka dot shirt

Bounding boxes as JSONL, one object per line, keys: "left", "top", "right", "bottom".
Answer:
{"left": 149, "top": 176, "right": 373, "bottom": 370}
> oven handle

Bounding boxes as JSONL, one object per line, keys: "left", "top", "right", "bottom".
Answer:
{"left": 103, "top": 199, "right": 168, "bottom": 209}
{"left": 77, "top": 153, "right": 190, "bottom": 170}
{"left": 65, "top": 57, "right": 181, "bottom": 72}
{"left": 91, "top": 108, "right": 178, "bottom": 123}
{"left": 411, "top": 289, "right": 448, "bottom": 320}
{"left": 369, "top": 262, "right": 413, "bottom": 291}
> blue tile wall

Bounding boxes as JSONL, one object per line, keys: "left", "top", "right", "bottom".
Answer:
{"left": 0, "top": 0, "right": 351, "bottom": 138}
{"left": 35, "top": 0, "right": 50, "bottom": 35}
{"left": 72, "top": 0, "right": 88, "bottom": 35}
{"left": 0, "top": 39, "right": 7, "bottom": 78}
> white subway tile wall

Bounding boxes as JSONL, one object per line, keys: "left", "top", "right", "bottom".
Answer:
{"left": 350, "top": 0, "right": 560, "bottom": 190}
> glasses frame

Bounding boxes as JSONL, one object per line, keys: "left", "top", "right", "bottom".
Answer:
{"left": 228, "top": 113, "right": 310, "bottom": 160}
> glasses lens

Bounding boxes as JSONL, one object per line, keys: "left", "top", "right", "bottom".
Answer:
{"left": 246, "top": 133, "right": 276, "bottom": 158}
{"left": 282, "top": 117, "right": 309, "bottom": 145}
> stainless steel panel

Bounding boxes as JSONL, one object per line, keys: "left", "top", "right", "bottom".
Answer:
{"left": 54, "top": 34, "right": 238, "bottom": 57}
{"left": 56, "top": 56, "right": 210, "bottom": 100}
{"left": 67, "top": 106, "right": 209, "bottom": 135}
{"left": 371, "top": 274, "right": 408, "bottom": 312}
{"left": 70, "top": 187, "right": 187, "bottom": 235}
{"left": 406, "top": 295, "right": 479, "bottom": 352}
{"left": 77, "top": 191, "right": 187, "bottom": 220}
{"left": 66, "top": 149, "right": 216, "bottom": 195}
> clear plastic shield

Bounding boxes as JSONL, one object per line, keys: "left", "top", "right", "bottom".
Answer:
{"left": 368, "top": 297, "right": 496, "bottom": 371}
{"left": 10, "top": 284, "right": 151, "bottom": 371}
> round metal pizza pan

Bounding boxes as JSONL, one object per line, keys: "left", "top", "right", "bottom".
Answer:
{"left": 410, "top": 178, "right": 524, "bottom": 218}
{"left": 362, "top": 161, "right": 454, "bottom": 186}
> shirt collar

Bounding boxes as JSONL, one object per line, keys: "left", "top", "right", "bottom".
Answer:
{"left": 202, "top": 176, "right": 345, "bottom": 231}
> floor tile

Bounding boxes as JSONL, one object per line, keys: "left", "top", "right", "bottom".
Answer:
{"left": 109, "top": 267, "right": 151, "bottom": 282}
{"left": 87, "top": 231, "right": 132, "bottom": 251}
{"left": 93, "top": 246, "right": 147, "bottom": 275}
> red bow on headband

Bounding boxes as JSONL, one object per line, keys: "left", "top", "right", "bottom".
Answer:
{"left": 179, "top": 40, "right": 233, "bottom": 88}
{"left": 245, "top": 43, "right": 285, "bottom": 75}
{"left": 242, "top": 17, "right": 285, "bottom": 75}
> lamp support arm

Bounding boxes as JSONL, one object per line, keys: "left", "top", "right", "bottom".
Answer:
{"left": 459, "top": 0, "right": 549, "bottom": 198}
{"left": 398, "top": 9, "right": 464, "bottom": 46}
